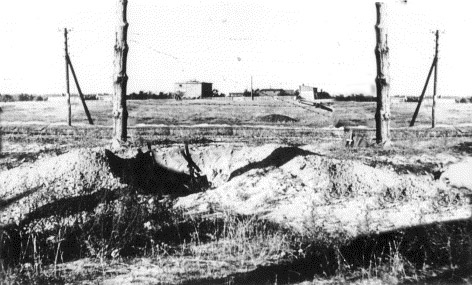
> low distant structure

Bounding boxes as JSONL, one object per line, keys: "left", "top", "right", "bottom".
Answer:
{"left": 259, "top": 89, "right": 295, "bottom": 96}
{"left": 47, "top": 94, "right": 111, "bottom": 102}
{"left": 228, "top": 92, "right": 244, "bottom": 97}
{"left": 282, "top": 90, "right": 295, "bottom": 96}
{"left": 97, "top": 93, "right": 112, "bottom": 101}
{"left": 174, "top": 81, "right": 213, "bottom": 99}
{"left": 299, "top": 85, "right": 318, "bottom": 101}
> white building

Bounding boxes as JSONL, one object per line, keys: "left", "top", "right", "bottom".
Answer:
{"left": 174, "top": 81, "right": 213, "bottom": 99}
{"left": 299, "top": 85, "right": 318, "bottom": 101}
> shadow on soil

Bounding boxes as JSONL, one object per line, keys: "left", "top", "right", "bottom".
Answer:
{"left": 228, "top": 147, "right": 317, "bottom": 181}
{"left": 105, "top": 149, "right": 195, "bottom": 197}
{"left": 181, "top": 219, "right": 472, "bottom": 285}
{"left": 0, "top": 185, "right": 43, "bottom": 212}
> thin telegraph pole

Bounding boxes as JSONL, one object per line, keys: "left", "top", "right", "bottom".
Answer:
{"left": 66, "top": 55, "right": 94, "bottom": 125}
{"left": 251, "top": 75, "right": 254, "bottom": 101}
{"left": 432, "top": 30, "right": 439, "bottom": 128}
{"left": 410, "top": 31, "right": 439, "bottom": 127}
{"left": 409, "top": 57, "right": 437, "bottom": 127}
{"left": 64, "top": 28, "right": 71, "bottom": 126}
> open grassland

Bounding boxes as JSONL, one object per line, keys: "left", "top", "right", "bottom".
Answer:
{"left": 1, "top": 98, "right": 471, "bottom": 128}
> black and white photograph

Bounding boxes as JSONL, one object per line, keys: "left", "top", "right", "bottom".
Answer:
{"left": 1, "top": 0, "right": 472, "bottom": 284}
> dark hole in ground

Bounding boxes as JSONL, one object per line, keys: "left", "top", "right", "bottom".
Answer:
{"left": 105, "top": 149, "right": 194, "bottom": 196}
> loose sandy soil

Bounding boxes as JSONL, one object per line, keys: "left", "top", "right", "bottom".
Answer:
{"left": 2, "top": 140, "right": 471, "bottom": 235}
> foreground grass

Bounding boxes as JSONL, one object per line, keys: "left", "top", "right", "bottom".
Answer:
{"left": 1, "top": 208, "right": 301, "bottom": 284}
{"left": 2, "top": 204, "right": 472, "bottom": 284}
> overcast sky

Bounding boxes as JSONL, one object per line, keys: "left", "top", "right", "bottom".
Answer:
{"left": 0, "top": 0, "right": 471, "bottom": 96}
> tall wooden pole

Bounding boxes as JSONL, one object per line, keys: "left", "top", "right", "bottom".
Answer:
{"left": 64, "top": 28, "right": 71, "bottom": 126}
{"left": 113, "top": 0, "right": 129, "bottom": 144}
{"left": 409, "top": 56, "right": 437, "bottom": 127}
{"left": 374, "top": 2, "right": 391, "bottom": 144}
{"left": 432, "top": 30, "right": 439, "bottom": 128}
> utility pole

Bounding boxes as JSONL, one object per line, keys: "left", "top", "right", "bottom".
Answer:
{"left": 251, "top": 75, "right": 254, "bottom": 101}
{"left": 113, "top": 0, "right": 129, "bottom": 146}
{"left": 374, "top": 2, "right": 391, "bottom": 145}
{"left": 66, "top": 56, "right": 94, "bottom": 125}
{"left": 64, "top": 28, "right": 71, "bottom": 126}
{"left": 410, "top": 31, "right": 439, "bottom": 127}
{"left": 63, "top": 28, "right": 93, "bottom": 125}
{"left": 432, "top": 30, "right": 439, "bottom": 128}
{"left": 409, "top": 57, "right": 436, "bottom": 127}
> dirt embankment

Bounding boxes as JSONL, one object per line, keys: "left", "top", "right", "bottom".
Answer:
{"left": 0, "top": 148, "right": 125, "bottom": 227}
{"left": 173, "top": 144, "right": 472, "bottom": 240}
{"left": 1, "top": 144, "right": 470, "bottom": 245}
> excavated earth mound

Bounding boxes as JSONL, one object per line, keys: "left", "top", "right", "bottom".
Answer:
{"left": 0, "top": 148, "right": 125, "bottom": 228}
{"left": 256, "top": 114, "right": 299, "bottom": 123}
{"left": 173, "top": 145, "right": 472, "bottom": 240}
{"left": 1, "top": 144, "right": 471, "bottom": 245}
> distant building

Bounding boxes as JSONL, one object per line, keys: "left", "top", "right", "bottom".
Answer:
{"left": 259, "top": 89, "right": 295, "bottom": 96}
{"left": 299, "top": 85, "right": 318, "bottom": 101}
{"left": 174, "top": 81, "right": 213, "bottom": 99}
{"left": 228, "top": 92, "right": 244, "bottom": 97}
{"left": 283, "top": 90, "right": 295, "bottom": 96}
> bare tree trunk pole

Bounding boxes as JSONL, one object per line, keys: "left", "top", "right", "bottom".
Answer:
{"left": 112, "top": 0, "right": 129, "bottom": 145}
{"left": 64, "top": 28, "right": 71, "bottom": 126}
{"left": 374, "top": 2, "right": 391, "bottom": 144}
{"left": 432, "top": 30, "right": 439, "bottom": 128}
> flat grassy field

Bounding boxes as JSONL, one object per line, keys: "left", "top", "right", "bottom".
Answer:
{"left": 1, "top": 98, "right": 471, "bottom": 128}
